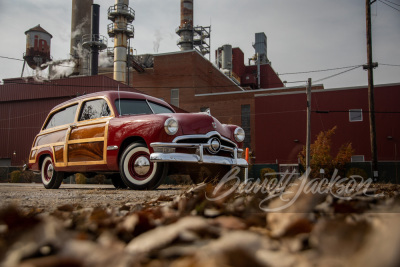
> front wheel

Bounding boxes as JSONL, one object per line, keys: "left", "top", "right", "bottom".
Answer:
{"left": 109, "top": 173, "right": 127, "bottom": 189}
{"left": 119, "top": 143, "right": 167, "bottom": 190}
{"left": 41, "top": 156, "right": 64, "bottom": 189}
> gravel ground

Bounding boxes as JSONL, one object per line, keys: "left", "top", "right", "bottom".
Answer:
{"left": 0, "top": 183, "right": 187, "bottom": 212}
{"left": 1, "top": 182, "right": 400, "bottom": 266}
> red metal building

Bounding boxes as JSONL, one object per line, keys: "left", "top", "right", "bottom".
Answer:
{"left": 254, "top": 83, "right": 400, "bottom": 164}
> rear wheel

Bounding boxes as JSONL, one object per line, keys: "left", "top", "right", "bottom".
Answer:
{"left": 41, "top": 156, "right": 64, "bottom": 189}
{"left": 119, "top": 143, "right": 167, "bottom": 190}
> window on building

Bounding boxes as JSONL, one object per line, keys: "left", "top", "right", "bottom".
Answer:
{"left": 0, "top": 158, "right": 11, "bottom": 167}
{"left": 351, "top": 155, "right": 365, "bottom": 162}
{"left": 44, "top": 104, "right": 78, "bottom": 129}
{"left": 349, "top": 109, "right": 363, "bottom": 122}
{"left": 171, "top": 89, "right": 179, "bottom": 107}
{"left": 241, "top": 104, "right": 251, "bottom": 149}
{"left": 79, "top": 99, "right": 111, "bottom": 121}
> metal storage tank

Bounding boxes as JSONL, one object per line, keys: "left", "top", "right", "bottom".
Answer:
{"left": 24, "top": 25, "right": 52, "bottom": 70}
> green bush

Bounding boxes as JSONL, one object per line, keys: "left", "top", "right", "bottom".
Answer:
{"left": 75, "top": 173, "right": 87, "bottom": 184}
{"left": 9, "top": 170, "right": 21, "bottom": 183}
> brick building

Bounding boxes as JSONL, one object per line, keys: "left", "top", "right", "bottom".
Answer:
{"left": 1, "top": 50, "right": 399, "bottom": 182}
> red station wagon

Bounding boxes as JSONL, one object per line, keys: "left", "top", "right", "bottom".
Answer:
{"left": 27, "top": 91, "right": 248, "bottom": 190}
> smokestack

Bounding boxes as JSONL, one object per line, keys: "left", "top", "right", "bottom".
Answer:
{"left": 176, "top": 0, "right": 194, "bottom": 51}
{"left": 70, "top": 0, "right": 92, "bottom": 58}
{"left": 90, "top": 4, "right": 100, "bottom": 75}
{"left": 82, "top": 4, "right": 107, "bottom": 76}
{"left": 108, "top": 0, "right": 135, "bottom": 83}
{"left": 253, "top": 32, "right": 269, "bottom": 64}
{"left": 71, "top": 0, "right": 92, "bottom": 75}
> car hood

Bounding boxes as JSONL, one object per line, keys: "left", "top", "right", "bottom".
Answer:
{"left": 170, "top": 113, "right": 232, "bottom": 139}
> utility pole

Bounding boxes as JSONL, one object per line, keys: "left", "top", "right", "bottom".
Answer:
{"left": 364, "top": 0, "right": 379, "bottom": 181}
{"left": 306, "top": 78, "right": 312, "bottom": 172}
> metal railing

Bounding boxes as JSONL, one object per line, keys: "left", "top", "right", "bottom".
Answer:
{"left": 108, "top": 4, "right": 135, "bottom": 22}
{"left": 107, "top": 23, "right": 134, "bottom": 38}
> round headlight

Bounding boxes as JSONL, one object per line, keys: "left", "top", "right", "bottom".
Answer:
{"left": 234, "top": 127, "right": 245, "bottom": 142}
{"left": 164, "top": 118, "right": 179, "bottom": 135}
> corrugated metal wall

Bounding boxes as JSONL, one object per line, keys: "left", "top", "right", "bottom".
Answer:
{"left": 0, "top": 75, "right": 139, "bottom": 166}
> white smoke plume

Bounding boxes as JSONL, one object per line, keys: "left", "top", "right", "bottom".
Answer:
{"left": 71, "top": 17, "right": 89, "bottom": 39}
{"left": 99, "top": 51, "right": 113, "bottom": 68}
{"left": 46, "top": 60, "right": 76, "bottom": 80}
{"left": 153, "top": 29, "right": 163, "bottom": 53}
{"left": 33, "top": 69, "right": 47, "bottom": 83}
{"left": 73, "top": 42, "right": 88, "bottom": 60}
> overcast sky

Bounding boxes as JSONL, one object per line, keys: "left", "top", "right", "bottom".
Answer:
{"left": 0, "top": 0, "right": 399, "bottom": 89}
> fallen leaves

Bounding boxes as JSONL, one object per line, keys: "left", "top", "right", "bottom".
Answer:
{"left": 0, "top": 182, "right": 399, "bottom": 267}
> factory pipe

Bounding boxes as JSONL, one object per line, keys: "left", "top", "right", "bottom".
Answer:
{"left": 71, "top": 0, "right": 92, "bottom": 75}
{"left": 90, "top": 4, "right": 100, "bottom": 75}
{"left": 176, "top": 0, "right": 194, "bottom": 51}
{"left": 108, "top": 0, "right": 134, "bottom": 83}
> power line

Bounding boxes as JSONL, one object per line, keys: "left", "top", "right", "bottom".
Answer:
{"left": 314, "top": 65, "right": 362, "bottom": 83}
{"left": 381, "top": 63, "right": 400, "bottom": 67}
{"left": 313, "top": 110, "right": 400, "bottom": 114}
{"left": 278, "top": 65, "right": 362, "bottom": 75}
{"left": 0, "top": 55, "right": 24, "bottom": 62}
{"left": 382, "top": 0, "right": 400, "bottom": 6}
{"left": 379, "top": 0, "right": 400, "bottom": 12}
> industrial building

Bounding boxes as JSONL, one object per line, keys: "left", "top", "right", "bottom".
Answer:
{"left": 0, "top": 0, "right": 399, "bottom": 182}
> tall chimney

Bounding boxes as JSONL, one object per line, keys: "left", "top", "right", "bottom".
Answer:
{"left": 90, "top": 4, "right": 100, "bottom": 75}
{"left": 70, "top": 0, "right": 92, "bottom": 58}
{"left": 108, "top": 0, "right": 135, "bottom": 83}
{"left": 71, "top": 0, "right": 92, "bottom": 75}
{"left": 176, "top": 0, "right": 194, "bottom": 51}
{"left": 82, "top": 4, "right": 107, "bottom": 76}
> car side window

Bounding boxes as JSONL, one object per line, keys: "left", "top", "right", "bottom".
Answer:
{"left": 44, "top": 104, "right": 78, "bottom": 130}
{"left": 79, "top": 99, "right": 111, "bottom": 121}
{"left": 148, "top": 101, "right": 174, "bottom": 114}
{"left": 115, "top": 99, "right": 153, "bottom": 115}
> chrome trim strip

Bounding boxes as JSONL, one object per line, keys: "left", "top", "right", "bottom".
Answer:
{"left": 150, "top": 153, "right": 248, "bottom": 167}
{"left": 172, "top": 131, "right": 237, "bottom": 148}
{"left": 150, "top": 141, "right": 246, "bottom": 167}
{"left": 107, "top": 145, "right": 119, "bottom": 151}
{"left": 151, "top": 142, "right": 243, "bottom": 154}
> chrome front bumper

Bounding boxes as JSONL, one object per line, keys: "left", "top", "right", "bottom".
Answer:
{"left": 150, "top": 142, "right": 248, "bottom": 167}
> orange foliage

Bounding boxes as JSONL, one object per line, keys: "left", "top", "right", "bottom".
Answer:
{"left": 299, "top": 126, "right": 354, "bottom": 178}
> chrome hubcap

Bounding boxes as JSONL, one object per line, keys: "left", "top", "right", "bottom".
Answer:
{"left": 46, "top": 163, "right": 54, "bottom": 179}
{"left": 134, "top": 156, "right": 151, "bottom": 175}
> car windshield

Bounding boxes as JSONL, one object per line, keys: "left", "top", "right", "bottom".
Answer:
{"left": 115, "top": 99, "right": 174, "bottom": 116}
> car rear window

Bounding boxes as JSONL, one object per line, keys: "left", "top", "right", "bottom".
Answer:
{"left": 79, "top": 99, "right": 111, "bottom": 121}
{"left": 44, "top": 104, "right": 78, "bottom": 130}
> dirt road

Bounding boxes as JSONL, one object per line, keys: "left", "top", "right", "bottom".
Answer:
{"left": 0, "top": 183, "right": 186, "bottom": 212}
